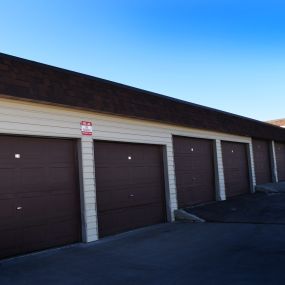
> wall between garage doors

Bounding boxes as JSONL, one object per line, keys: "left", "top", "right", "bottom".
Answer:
{"left": 0, "top": 97, "right": 256, "bottom": 242}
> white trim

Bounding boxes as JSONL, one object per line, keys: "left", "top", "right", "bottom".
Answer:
{"left": 248, "top": 141, "right": 257, "bottom": 193}
{"left": 271, "top": 140, "right": 278, "bottom": 182}
{"left": 79, "top": 137, "right": 98, "bottom": 242}
{"left": 215, "top": 140, "right": 226, "bottom": 200}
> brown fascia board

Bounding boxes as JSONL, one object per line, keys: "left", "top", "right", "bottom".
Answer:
{"left": 0, "top": 52, "right": 285, "bottom": 142}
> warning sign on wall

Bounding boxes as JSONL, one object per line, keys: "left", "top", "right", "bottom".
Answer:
{"left": 80, "top": 121, "right": 93, "bottom": 136}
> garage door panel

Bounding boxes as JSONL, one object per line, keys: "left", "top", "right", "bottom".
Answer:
{"left": 129, "top": 147, "right": 145, "bottom": 162}
{"left": 128, "top": 185, "right": 163, "bottom": 205}
{"left": 49, "top": 194, "right": 79, "bottom": 217}
{"left": 0, "top": 136, "right": 81, "bottom": 259}
{"left": 0, "top": 150, "right": 15, "bottom": 161}
{"left": 0, "top": 168, "right": 16, "bottom": 193}
{"left": 98, "top": 209, "right": 132, "bottom": 237}
{"left": 96, "top": 166, "right": 131, "bottom": 188}
{"left": 22, "top": 224, "right": 48, "bottom": 247}
{"left": 178, "top": 185, "right": 214, "bottom": 206}
{"left": 129, "top": 204, "right": 165, "bottom": 226}
{"left": 131, "top": 166, "right": 162, "bottom": 184}
{"left": 97, "top": 182, "right": 163, "bottom": 212}
{"left": 173, "top": 136, "right": 215, "bottom": 207}
{"left": 22, "top": 218, "right": 80, "bottom": 253}
{"left": 19, "top": 138, "right": 52, "bottom": 156}
{"left": 20, "top": 167, "right": 47, "bottom": 191}
{"left": 174, "top": 155, "right": 204, "bottom": 170}
{"left": 222, "top": 141, "right": 250, "bottom": 197}
{"left": 20, "top": 194, "right": 79, "bottom": 222}
{"left": 47, "top": 141, "right": 76, "bottom": 163}
{"left": 142, "top": 148, "right": 162, "bottom": 162}
{"left": 178, "top": 175, "right": 214, "bottom": 188}
{"left": 98, "top": 203, "right": 164, "bottom": 237}
{"left": 96, "top": 187, "right": 136, "bottom": 211}
{"left": 95, "top": 143, "right": 129, "bottom": 165}
{"left": 0, "top": 229, "right": 21, "bottom": 259}
{"left": 189, "top": 186, "right": 212, "bottom": 204}
{"left": 227, "top": 169, "right": 243, "bottom": 181}
{"left": 0, "top": 229, "right": 20, "bottom": 249}
{"left": 131, "top": 166, "right": 149, "bottom": 182}
{"left": 173, "top": 138, "right": 191, "bottom": 153}
{"left": 49, "top": 166, "right": 76, "bottom": 187}
{"left": 47, "top": 219, "right": 81, "bottom": 243}
{"left": 21, "top": 196, "right": 49, "bottom": 225}
{"left": 224, "top": 183, "right": 248, "bottom": 197}
{"left": 172, "top": 156, "right": 190, "bottom": 171}
{"left": 275, "top": 143, "right": 285, "bottom": 181}
{"left": 0, "top": 198, "right": 18, "bottom": 228}
{"left": 144, "top": 166, "right": 162, "bottom": 181}
{"left": 95, "top": 141, "right": 166, "bottom": 237}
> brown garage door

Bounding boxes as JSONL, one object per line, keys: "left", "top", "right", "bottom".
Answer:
{"left": 275, "top": 142, "right": 285, "bottom": 181}
{"left": 222, "top": 141, "right": 250, "bottom": 197}
{"left": 173, "top": 136, "right": 215, "bottom": 208}
{"left": 252, "top": 139, "right": 272, "bottom": 184}
{"left": 94, "top": 141, "right": 166, "bottom": 237}
{"left": 0, "top": 136, "right": 81, "bottom": 259}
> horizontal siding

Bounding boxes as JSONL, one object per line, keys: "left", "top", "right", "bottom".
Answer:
{"left": 0, "top": 98, "right": 251, "bottom": 142}
{"left": 80, "top": 137, "right": 98, "bottom": 241}
{"left": 271, "top": 141, "right": 279, "bottom": 182}
{"left": 0, "top": 97, "right": 253, "bottom": 242}
{"left": 215, "top": 140, "right": 226, "bottom": 200}
{"left": 248, "top": 141, "right": 257, "bottom": 192}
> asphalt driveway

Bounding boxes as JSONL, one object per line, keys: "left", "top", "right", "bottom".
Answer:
{"left": 1, "top": 220, "right": 285, "bottom": 285}
{"left": 185, "top": 192, "right": 285, "bottom": 224}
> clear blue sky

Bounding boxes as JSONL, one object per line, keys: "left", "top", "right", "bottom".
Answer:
{"left": 0, "top": 0, "right": 284, "bottom": 121}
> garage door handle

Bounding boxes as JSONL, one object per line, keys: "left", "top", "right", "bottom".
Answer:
{"left": 16, "top": 206, "right": 23, "bottom": 210}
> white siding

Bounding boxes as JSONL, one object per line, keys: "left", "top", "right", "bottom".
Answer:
{"left": 0, "top": 97, "right": 254, "bottom": 242}
{"left": 79, "top": 137, "right": 98, "bottom": 242}
{"left": 271, "top": 140, "right": 279, "bottom": 182}
{"left": 215, "top": 140, "right": 226, "bottom": 200}
{"left": 248, "top": 141, "right": 257, "bottom": 193}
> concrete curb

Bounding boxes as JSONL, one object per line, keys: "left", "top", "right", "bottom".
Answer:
{"left": 174, "top": 209, "right": 205, "bottom": 223}
{"left": 255, "top": 186, "right": 279, "bottom": 194}
{"left": 255, "top": 182, "right": 285, "bottom": 194}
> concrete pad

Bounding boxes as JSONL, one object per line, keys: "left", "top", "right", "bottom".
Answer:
{"left": 256, "top": 182, "right": 285, "bottom": 194}
{"left": 184, "top": 192, "right": 285, "bottom": 224}
{"left": 174, "top": 209, "right": 205, "bottom": 222}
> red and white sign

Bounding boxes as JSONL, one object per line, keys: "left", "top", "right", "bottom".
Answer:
{"left": 80, "top": 121, "right": 93, "bottom": 136}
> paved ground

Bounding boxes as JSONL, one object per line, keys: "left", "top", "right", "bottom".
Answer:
{"left": 256, "top": 181, "right": 285, "bottom": 193}
{"left": 185, "top": 192, "right": 285, "bottom": 224}
{"left": 1, "top": 220, "right": 285, "bottom": 285}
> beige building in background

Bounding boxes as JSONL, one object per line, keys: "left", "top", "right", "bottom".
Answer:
{"left": 267, "top": 119, "right": 285, "bottom": 128}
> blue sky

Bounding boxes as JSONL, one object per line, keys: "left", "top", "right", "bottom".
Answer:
{"left": 0, "top": 0, "right": 284, "bottom": 121}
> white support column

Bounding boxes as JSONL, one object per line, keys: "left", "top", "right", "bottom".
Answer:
{"left": 248, "top": 141, "right": 256, "bottom": 193}
{"left": 166, "top": 141, "right": 178, "bottom": 221}
{"left": 214, "top": 140, "right": 226, "bottom": 201}
{"left": 79, "top": 137, "right": 98, "bottom": 242}
{"left": 271, "top": 140, "right": 278, "bottom": 182}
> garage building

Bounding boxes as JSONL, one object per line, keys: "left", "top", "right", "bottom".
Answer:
{"left": 1, "top": 53, "right": 285, "bottom": 258}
